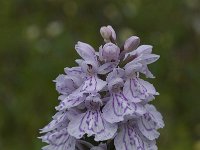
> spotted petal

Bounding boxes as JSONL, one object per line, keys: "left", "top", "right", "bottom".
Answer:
{"left": 54, "top": 74, "right": 79, "bottom": 95}
{"left": 124, "top": 45, "right": 153, "bottom": 60}
{"left": 106, "top": 68, "right": 125, "bottom": 82}
{"left": 114, "top": 123, "right": 157, "bottom": 150}
{"left": 40, "top": 111, "right": 69, "bottom": 133}
{"left": 67, "top": 110, "right": 117, "bottom": 141}
{"left": 137, "top": 115, "right": 160, "bottom": 140}
{"left": 98, "top": 62, "right": 118, "bottom": 75}
{"left": 135, "top": 54, "right": 160, "bottom": 65}
{"left": 123, "top": 78, "right": 158, "bottom": 103}
{"left": 80, "top": 75, "right": 107, "bottom": 93}
{"left": 102, "top": 92, "right": 136, "bottom": 123}
{"left": 124, "top": 62, "right": 143, "bottom": 76}
{"left": 41, "top": 128, "right": 76, "bottom": 150}
{"left": 56, "top": 93, "right": 86, "bottom": 111}
{"left": 64, "top": 67, "right": 85, "bottom": 78}
{"left": 137, "top": 104, "right": 164, "bottom": 140}
{"left": 146, "top": 104, "right": 165, "bottom": 129}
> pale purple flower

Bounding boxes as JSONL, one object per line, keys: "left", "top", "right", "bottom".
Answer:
{"left": 39, "top": 110, "right": 76, "bottom": 150}
{"left": 102, "top": 77, "right": 136, "bottom": 123}
{"left": 123, "top": 75, "right": 159, "bottom": 103}
{"left": 102, "top": 69, "right": 146, "bottom": 123}
{"left": 124, "top": 45, "right": 160, "bottom": 78}
{"left": 56, "top": 43, "right": 107, "bottom": 111}
{"left": 137, "top": 104, "right": 164, "bottom": 140}
{"left": 75, "top": 41, "right": 97, "bottom": 62}
{"left": 114, "top": 120, "right": 158, "bottom": 150}
{"left": 40, "top": 25, "right": 164, "bottom": 150}
{"left": 67, "top": 94, "right": 117, "bottom": 141}
{"left": 54, "top": 74, "right": 81, "bottom": 95}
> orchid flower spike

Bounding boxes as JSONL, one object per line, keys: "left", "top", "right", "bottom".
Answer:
{"left": 40, "top": 25, "right": 164, "bottom": 150}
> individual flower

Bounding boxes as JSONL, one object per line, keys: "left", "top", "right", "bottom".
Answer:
{"left": 102, "top": 69, "right": 146, "bottom": 123}
{"left": 67, "top": 94, "right": 117, "bottom": 141}
{"left": 75, "top": 41, "right": 107, "bottom": 94}
{"left": 39, "top": 110, "right": 77, "bottom": 150}
{"left": 114, "top": 120, "right": 158, "bottom": 150}
{"left": 123, "top": 71, "right": 159, "bottom": 103}
{"left": 137, "top": 104, "right": 164, "bottom": 140}
{"left": 54, "top": 73, "right": 82, "bottom": 95}
{"left": 124, "top": 45, "right": 160, "bottom": 78}
{"left": 56, "top": 42, "right": 107, "bottom": 111}
{"left": 97, "top": 43, "right": 120, "bottom": 74}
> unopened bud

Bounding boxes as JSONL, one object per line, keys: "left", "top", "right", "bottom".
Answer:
{"left": 99, "top": 42, "right": 120, "bottom": 61}
{"left": 100, "top": 25, "right": 116, "bottom": 42}
{"left": 124, "top": 36, "right": 140, "bottom": 52}
{"left": 100, "top": 26, "right": 112, "bottom": 41}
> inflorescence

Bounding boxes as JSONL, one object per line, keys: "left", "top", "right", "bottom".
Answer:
{"left": 39, "top": 25, "right": 164, "bottom": 150}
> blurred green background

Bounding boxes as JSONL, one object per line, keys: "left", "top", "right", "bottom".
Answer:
{"left": 0, "top": 0, "right": 200, "bottom": 149}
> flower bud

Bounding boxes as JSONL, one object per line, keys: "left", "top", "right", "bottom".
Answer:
{"left": 100, "top": 25, "right": 116, "bottom": 42}
{"left": 100, "top": 26, "right": 112, "bottom": 41}
{"left": 99, "top": 42, "right": 120, "bottom": 61}
{"left": 124, "top": 36, "right": 140, "bottom": 52}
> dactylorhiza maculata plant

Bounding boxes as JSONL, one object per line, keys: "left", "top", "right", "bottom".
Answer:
{"left": 39, "top": 25, "right": 165, "bottom": 150}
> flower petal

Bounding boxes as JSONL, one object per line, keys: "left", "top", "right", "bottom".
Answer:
{"left": 75, "top": 41, "right": 97, "bottom": 61}
{"left": 138, "top": 79, "right": 158, "bottom": 95}
{"left": 94, "top": 119, "right": 117, "bottom": 141}
{"left": 64, "top": 67, "right": 85, "bottom": 79}
{"left": 106, "top": 68, "right": 125, "bottom": 83}
{"left": 124, "top": 45, "right": 153, "bottom": 60}
{"left": 123, "top": 78, "right": 158, "bottom": 103}
{"left": 102, "top": 92, "right": 136, "bottom": 123}
{"left": 40, "top": 111, "right": 69, "bottom": 133}
{"left": 54, "top": 74, "right": 79, "bottom": 95}
{"left": 137, "top": 104, "right": 164, "bottom": 140}
{"left": 145, "top": 104, "right": 165, "bottom": 129}
{"left": 41, "top": 128, "right": 76, "bottom": 150}
{"left": 80, "top": 76, "right": 107, "bottom": 93}
{"left": 114, "top": 123, "right": 158, "bottom": 150}
{"left": 66, "top": 108, "right": 83, "bottom": 121}
{"left": 135, "top": 45, "right": 153, "bottom": 55}
{"left": 123, "top": 78, "right": 142, "bottom": 103}
{"left": 67, "top": 113, "right": 85, "bottom": 139}
{"left": 137, "top": 115, "right": 160, "bottom": 140}
{"left": 98, "top": 62, "right": 118, "bottom": 75}
{"left": 75, "top": 59, "right": 84, "bottom": 66}
{"left": 136, "top": 54, "right": 160, "bottom": 65}
{"left": 124, "top": 62, "right": 143, "bottom": 76}
{"left": 68, "top": 110, "right": 117, "bottom": 141}
{"left": 140, "top": 65, "right": 155, "bottom": 78}
{"left": 56, "top": 93, "right": 86, "bottom": 111}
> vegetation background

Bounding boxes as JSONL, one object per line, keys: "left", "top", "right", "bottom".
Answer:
{"left": 0, "top": 0, "right": 200, "bottom": 149}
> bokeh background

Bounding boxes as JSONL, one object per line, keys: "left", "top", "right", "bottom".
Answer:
{"left": 0, "top": 0, "right": 200, "bottom": 149}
